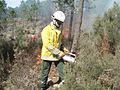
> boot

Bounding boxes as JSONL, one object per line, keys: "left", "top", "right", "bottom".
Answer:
{"left": 53, "top": 80, "right": 64, "bottom": 88}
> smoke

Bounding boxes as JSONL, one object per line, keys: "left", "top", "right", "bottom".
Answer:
{"left": 82, "top": 0, "right": 120, "bottom": 31}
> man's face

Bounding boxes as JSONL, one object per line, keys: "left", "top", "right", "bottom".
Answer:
{"left": 55, "top": 19, "right": 63, "bottom": 28}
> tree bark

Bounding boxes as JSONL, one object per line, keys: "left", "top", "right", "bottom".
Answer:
{"left": 68, "top": 7, "right": 74, "bottom": 49}
{"left": 71, "top": 0, "right": 84, "bottom": 52}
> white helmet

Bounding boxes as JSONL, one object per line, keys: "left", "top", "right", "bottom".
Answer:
{"left": 52, "top": 11, "right": 65, "bottom": 22}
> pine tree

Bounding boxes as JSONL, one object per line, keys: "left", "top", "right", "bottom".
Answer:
{"left": 93, "top": 2, "right": 120, "bottom": 55}
{"left": 71, "top": 0, "right": 84, "bottom": 52}
{"left": 20, "top": 0, "right": 38, "bottom": 21}
{"left": 8, "top": 7, "right": 16, "bottom": 18}
{"left": 0, "top": 0, "right": 7, "bottom": 19}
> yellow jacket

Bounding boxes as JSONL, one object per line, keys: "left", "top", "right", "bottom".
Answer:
{"left": 41, "top": 22, "right": 63, "bottom": 61}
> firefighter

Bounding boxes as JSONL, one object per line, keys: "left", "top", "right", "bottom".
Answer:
{"left": 40, "top": 11, "right": 69, "bottom": 90}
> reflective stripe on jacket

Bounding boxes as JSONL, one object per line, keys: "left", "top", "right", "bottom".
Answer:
{"left": 41, "top": 22, "right": 62, "bottom": 61}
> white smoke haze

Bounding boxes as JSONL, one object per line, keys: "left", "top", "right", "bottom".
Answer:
{"left": 82, "top": 0, "right": 120, "bottom": 31}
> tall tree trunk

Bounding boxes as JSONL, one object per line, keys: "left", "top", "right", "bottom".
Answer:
{"left": 71, "top": 0, "right": 84, "bottom": 52}
{"left": 69, "top": 7, "right": 74, "bottom": 49}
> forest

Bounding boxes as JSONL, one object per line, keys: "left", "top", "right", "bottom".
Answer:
{"left": 0, "top": 0, "right": 120, "bottom": 90}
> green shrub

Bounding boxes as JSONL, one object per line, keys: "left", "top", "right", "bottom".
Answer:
{"left": 62, "top": 33, "right": 120, "bottom": 90}
{"left": 15, "top": 27, "right": 41, "bottom": 52}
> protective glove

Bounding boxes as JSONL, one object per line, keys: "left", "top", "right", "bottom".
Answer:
{"left": 63, "top": 48, "right": 69, "bottom": 54}
{"left": 58, "top": 51, "right": 65, "bottom": 59}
